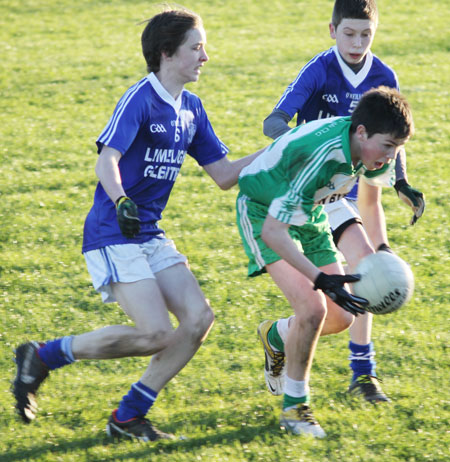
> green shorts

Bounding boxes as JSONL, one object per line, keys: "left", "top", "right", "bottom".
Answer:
{"left": 236, "top": 193, "right": 338, "bottom": 277}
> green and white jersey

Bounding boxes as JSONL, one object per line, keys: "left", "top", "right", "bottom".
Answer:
{"left": 238, "top": 116, "right": 390, "bottom": 227}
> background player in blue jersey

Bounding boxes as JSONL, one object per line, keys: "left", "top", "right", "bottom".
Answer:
{"left": 260, "top": 0, "right": 425, "bottom": 403}
{"left": 12, "top": 8, "right": 263, "bottom": 442}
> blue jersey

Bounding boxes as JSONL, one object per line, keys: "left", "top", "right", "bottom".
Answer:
{"left": 275, "top": 46, "right": 398, "bottom": 200}
{"left": 82, "top": 73, "right": 228, "bottom": 252}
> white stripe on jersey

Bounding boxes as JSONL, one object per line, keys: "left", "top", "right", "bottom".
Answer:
{"left": 240, "top": 118, "right": 341, "bottom": 179}
{"left": 292, "top": 137, "right": 343, "bottom": 195}
{"left": 99, "top": 79, "right": 148, "bottom": 148}
{"left": 237, "top": 195, "right": 266, "bottom": 269}
{"left": 276, "top": 137, "right": 342, "bottom": 223}
{"left": 275, "top": 48, "right": 334, "bottom": 110}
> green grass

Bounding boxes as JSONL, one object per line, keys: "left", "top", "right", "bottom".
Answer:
{"left": 0, "top": 0, "right": 449, "bottom": 461}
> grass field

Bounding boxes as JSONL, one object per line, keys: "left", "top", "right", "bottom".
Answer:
{"left": 1, "top": 0, "right": 449, "bottom": 461}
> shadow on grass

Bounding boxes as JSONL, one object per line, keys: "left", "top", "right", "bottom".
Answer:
{"left": 2, "top": 423, "right": 281, "bottom": 461}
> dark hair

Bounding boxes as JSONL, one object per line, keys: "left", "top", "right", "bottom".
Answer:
{"left": 332, "top": 0, "right": 378, "bottom": 28}
{"left": 351, "top": 86, "right": 414, "bottom": 139}
{"left": 141, "top": 9, "right": 202, "bottom": 73}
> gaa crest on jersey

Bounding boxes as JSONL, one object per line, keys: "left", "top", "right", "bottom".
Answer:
{"left": 322, "top": 94, "right": 339, "bottom": 103}
{"left": 149, "top": 123, "right": 167, "bottom": 133}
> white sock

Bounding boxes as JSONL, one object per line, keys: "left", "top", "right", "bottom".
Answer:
{"left": 284, "top": 376, "right": 310, "bottom": 399}
{"left": 276, "top": 315, "right": 294, "bottom": 344}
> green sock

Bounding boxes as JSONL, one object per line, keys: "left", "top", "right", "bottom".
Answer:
{"left": 283, "top": 393, "right": 309, "bottom": 410}
{"left": 268, "top": 321, "right": 285, "bottom": 352}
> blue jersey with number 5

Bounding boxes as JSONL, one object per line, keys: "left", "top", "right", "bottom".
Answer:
{"left": 274, "top": 46, "right": 398, "bottom": 200}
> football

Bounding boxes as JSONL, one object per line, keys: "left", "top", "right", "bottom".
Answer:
{"left": 351, "top": 252, "right": 414, "bottom": 315}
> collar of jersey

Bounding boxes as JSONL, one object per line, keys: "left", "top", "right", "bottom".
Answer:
{"left": 147, "top": 72, "right": 183, "bottom": 113}
{"left": 332, "top": 45, "right": 373, "bottom": 88}
{"left": 354, "top": 161, "right": 366, "bottom": 175}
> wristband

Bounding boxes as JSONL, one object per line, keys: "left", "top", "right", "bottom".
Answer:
{"left": 394, "top": 179, "right": 408, "bottom": 194}
{"left": 377, "top": 243, "right": 391, "bottom": 252}
{"left": 115, "top": 196, "right": 129, "bottom": 208}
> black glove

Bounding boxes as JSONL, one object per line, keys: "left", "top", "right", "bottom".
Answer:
{"left": 115, "top": 196, "right": 141, "bottom": 238}
{"left": 377, "top": 243, "right": 394, "bottom": 254}
{"left": 313, "top": 272, "right": 368, "bottom": 316}
{"left": 394, "top": 179, "right": 425, "bottom": 225}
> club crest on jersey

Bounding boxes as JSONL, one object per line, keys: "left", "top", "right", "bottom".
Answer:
{"left": 150, "top": 123, "right": 167, "bottom": 133}
{"left": 187, "top": 123, "right": 197, "bottom": 145}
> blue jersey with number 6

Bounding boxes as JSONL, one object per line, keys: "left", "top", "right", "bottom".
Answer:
{"left": 82, "top": 73, "right": 228, "bottom": 253}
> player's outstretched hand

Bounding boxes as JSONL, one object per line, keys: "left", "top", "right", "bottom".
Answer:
{"left": 313, "top": 272, "right": 368, "bottom": 316}
{"left": 394, "top": 179, "right": 425, "bottom": 225}
{"left": 116, "top": 196, "right": 141, "bottom": 238}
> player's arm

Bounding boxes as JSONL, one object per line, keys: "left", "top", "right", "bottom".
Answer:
{"left": 262, "top": 214, "right": 320, "bottom": 281}
{"left": 263, "top": 109, "right": 292, "bottom": 140}
{"left": 394, "top": 148, "right": 425, "bottom": 225}
{"left": 95, "top": 146, "right": 126, "bottom": 202}
{"left": 261, "top": 214, "right": 367, "bottom": 315}
{"left": 95, "top": 145, "right": 140, "bottom": 238}
{"left": 203, "top": 146, "right": 267, "bottom": 190}
{"left": 357, "top": 180, "right": 390, "bottom": 252}
{"left": 263, "top": 61, "right": 319, "bottom": 140}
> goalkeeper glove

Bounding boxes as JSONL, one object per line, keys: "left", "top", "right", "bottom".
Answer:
{"left": 115, "top": 196, "right": 141, "bottom": 238}
{"left": 313, "top": 272, "right": 368, "bottom": 316}
{"left": 394, "top": 179, "right": 425, "bottom": 225}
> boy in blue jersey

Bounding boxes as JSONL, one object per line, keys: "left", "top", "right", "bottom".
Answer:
{"left": 237, "top": 86, "right": 414, "bottom": 437}
{"left": 12, "top": 9, "right": 263, "bottom": 441}
{"left": 260, "top": 0, "right": 425, "bottom": 403}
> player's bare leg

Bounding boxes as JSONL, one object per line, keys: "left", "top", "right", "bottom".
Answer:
{"left": 13, "top": 277, "right": 176, "bottom": 424}
{"left": 258, "top": 260, "right": 354, "bottom": 397}
{"left": 104, "top": 262, "right": 213, "bottom": 441}
{"left": 338, "top": 223, "right": 390, "bottom": 402}
{"left": 265, "top": 260, "right": 352, "bottom": 437}
{"left": 134, "top": 263, "right": 214, "bottom": 391}
{"left": 71, "top": 279, "right": 175, "bottom": 360}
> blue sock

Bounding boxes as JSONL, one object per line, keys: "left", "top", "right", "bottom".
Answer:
{"left": 37, "top": 336, "right": 75, "bottom": 370}
{"left": 348, "top": 341, "right": 376, "bottom": 382}
{"left": 116, "top": 381, "right": 157, "bottom": 421}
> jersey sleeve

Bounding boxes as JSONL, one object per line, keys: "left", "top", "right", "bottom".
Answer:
{"left": 187, "top": 100, "right": 229, "bottom": 166}
{"left": 267, "top": 141, "right": 320, "bottom": 226}
{"left": 274, "top": 58, "right": 324, "bottom": 119}
{"left": 268, "top": 193, "right": 313, "bottom": 226}
{"left": 96, "top": 82, "right": 149, "bottom": 155}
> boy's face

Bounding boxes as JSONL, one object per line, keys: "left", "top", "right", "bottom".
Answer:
{"left": 355, "top": 126, "right": 408, "bottom": 170}
{"left": 330, "top": 19, "right": 376, "bottom": 65}
{"left": 164, "top": 27, "right": 209, "bottom": 84}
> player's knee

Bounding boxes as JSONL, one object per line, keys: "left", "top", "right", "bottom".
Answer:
{"left": 329, "top": 308, "right": 354, "bottom": 333}
{"left": 186, "top": 302, "right": 214, "bottom": 342}
{"left": 347, "top": 245, "right": 374, "bottom": 271}
{"left": 295, "top": 302, "right": 327, "bottom": 332}
{"left": 138, "top": 327, "right": 173, "bottom": 355}
{"left": 336, "top": 310, "right": 354, "bottom": 331}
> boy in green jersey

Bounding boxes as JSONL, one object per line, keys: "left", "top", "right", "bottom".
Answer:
{"left": 236, "top": 86, "right": 414, "bottom": 437}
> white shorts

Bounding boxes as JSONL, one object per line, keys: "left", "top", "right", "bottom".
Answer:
{"left": 84, "top": 236, "right": 187, "bottom": 303}
{"left": 324, "top": 198, "right": 361, "bottom": 232}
